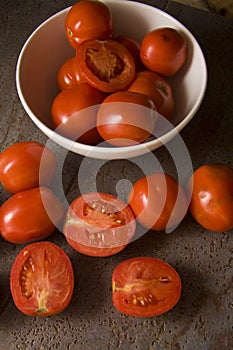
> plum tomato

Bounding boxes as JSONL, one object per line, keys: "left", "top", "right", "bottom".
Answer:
{"left": 65, "top": 0, "right": 113, "bottom": 49}
{"left": 0, "top": 141, "right": 57, "bottom": 194}
{"left": 128, "top": 173, "right": 188, "bottom": 231}
{"left": 10, "top": 241, "right": 74, "bottom": 316}
{"left": 140, "top": 27, "right": 187, "bottom": 76}
{"left": 76, "top": 39, "right": 136, "bottom": 93}
{"left": 112, "top": 256, "right": 182, "bottom": 317}
{"left": 51, "top": 83, "right": 105, "bottom": 145}
{"left": 57, "top": 56, "right": 87, "bottom": 90}
{"left": 128, "top": 70, "right": 175, "bottom": 121}
{"left": 97, "top": 91, "right": 157, "bottom": 147}
{"left": 115, "top": 34, "right": 144, "bottom": 71}
{"left": 63, "top": 192, "right": 136, "bottom": 257}
{"left": 187, "top": 163, "right": 233, "bottom": 232}
{"left": 0, "top": 187, "right": 65, "bottom": 244}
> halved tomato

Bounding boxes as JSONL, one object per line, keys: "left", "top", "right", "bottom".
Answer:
{"left": 63, "top": 192, "right": 136, "bottom": 257}
{"left": 10, "top": 241, "right": 74, "bottom": 316}
{"left": 112, "top": 256, "right": 182, "bottom": 317}
{"left": 76, "top": 39, "right": 136, "bottom": 92}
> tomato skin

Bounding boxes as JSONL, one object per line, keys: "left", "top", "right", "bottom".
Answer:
{"left": 128, "top": 173, "right": 188, "bottom": 231}
{"left": 65, "top": 0, "right": 113, "bottom": 49}
{"left": 115, "top": 34, "right": 144, "bottom": 72}
{"left": 57, "top": 56, "right": 86, "bottom": 90}
{"left": 128, "top": 70, "right": 174, "bottom": 121}
{"left": 0, "top": 142, "right": 57, "bottom": 194}
{"left": 140, "top": 27, "right": 187, "bottom": 76}
{"left": 63, "top": 192, "right": 136, "bottom": 257}
{"left": 97, "top": 91, "right": 157, "bottom": 147}
{"left": 112, "top": 256, "right": 182, "bottom": 317}
{"left": 188, "top": 163, "right": 233, "bottom": 232}
{"left": 76, "top": 39, "right": 136, "bottom": 93}
{"left": 10, "top": 241, "right": 74, "bottom": 316}
{"left": 51, "top": 83, "right": 105, "bottom": 145}
{"left": 0, "top": 187, "right": 65, "bottom": 244}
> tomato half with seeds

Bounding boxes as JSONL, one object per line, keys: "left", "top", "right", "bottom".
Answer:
{"left": 0, "top": 187, "right": 65, "bottom": 244}
{"left": 10, "top": 241, "right": 74, "bottom": 316}
{"left": 51, "top": 83, "right": 105, "bottom": 145}
{"left": 76, "top": 39, "right": 136, "bottom": 92}
{"left": 65, "top": 0, "right": 113, "bottom": 49}
{"left": 188, "top": 163, "right": 233, "bottom": 232}
{"left": 140, "top": 27, "right": 187, "bottom": 76}
{"left": 57, "top": 56, "right": 86, "bottom": 90}
{"left": 112, "top": 256, "right": 182, "bottom": 317}
{"left": 128, "top": 70, "right": 174, "bottom": 121}
{"left": 0, "top": 141, "right": 57, "bottom": 194}
{"left": 128, "top": 173, "right": 188, "bottom": 231}
{"left": 97, "top": 91, "right": 157, "bottom": 147}
{"left": 63, "top": 192, "right": 136, "bottom": 257}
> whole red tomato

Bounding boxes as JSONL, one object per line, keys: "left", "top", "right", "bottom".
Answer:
{"left": 97, "top": 91, "right": 157, "bottom": 146}
{"left": 188, "top": 163, "right": 233, "bottom": 232}
{"left": 76, "top": 39, "right": 136, "bottom": 93}
{"left": 63, "top": 192, "right": 136, "bottom": 257}
{"left": 128, "top": 70, "right": 175, "bottom": 121}
{"left": 10, "top": 241, "right": 74, "bottom": 316}
{"left": 65, "top": 0, "right": 113, "bottom": 49}
{"left": 140, "top": 27, "right": 187, "bottom": 76}
{"left": 112, "top": 256, "right": 182, "bottom": 317}
{"left": 0, "top": 141, "right": 57, "bottom": 194}
{"left": 57, "top": 56, "right": 86, "bottom": 90}
{"left": 51, "top": 83, "right": 105, "bottom": 145}
{"left": 128, "top": 173, "right": 188, "bottom": 231}
{"left": 0, "top": 187, "right": 65, "bottom": 244}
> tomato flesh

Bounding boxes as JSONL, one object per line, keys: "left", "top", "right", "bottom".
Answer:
{"left": 64, "top": 192, "right": 136, "bottom": 257}
{"left": 112, "top": 256, "right": 182, "bottom": 317}
{"left": 10, "top": 242, "right": 74, "bottom": 316}
{"left": 76, "top": 39, "right": 136, "bottom": 92}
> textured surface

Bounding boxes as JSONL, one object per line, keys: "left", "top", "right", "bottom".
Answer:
{"left": 0, "top": 0, "right": 233, "bottom": 349}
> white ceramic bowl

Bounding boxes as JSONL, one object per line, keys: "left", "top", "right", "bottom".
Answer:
{"left": 16, "top": 0, "right": 207, "bottom": 160}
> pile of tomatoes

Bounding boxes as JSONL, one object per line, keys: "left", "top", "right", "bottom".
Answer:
{"left": 0, "top": 0, "right": 232, "bottom": 319}
{"left": 51, "top": 0, "right": 187, "bottom": 147}
{"left": 1, "top": 138, "right": 233, "bottom": 317}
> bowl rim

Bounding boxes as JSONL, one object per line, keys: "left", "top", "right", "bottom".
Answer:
{"left": 16, "top": 0, "right": 208, "bottom": 160}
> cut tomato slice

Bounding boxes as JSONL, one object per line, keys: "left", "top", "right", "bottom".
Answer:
{"left": 76, "top": 39, "right": 136, "bottom": 92}
{"left": 112, "top": 256, "right": 182, "bottom": 317}
{"left": 63, "top": 192, "right": 136, "bottom": 257}
{"left": 10, "top": 242, "right": 74, "bottom": 316}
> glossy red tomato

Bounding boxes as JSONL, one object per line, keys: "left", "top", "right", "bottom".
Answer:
{"left": 76, "top": 39, "right": 136, "bottom": 92}
{"left": 57, "top": 56, "right": 86, "bottom": 90}
{"left": 65, "top": 0, "right": 113, "bottom": 49}
{"left": 51, "top": 83, "right": 105, "bottom": 145}
{"left": 115, "top": 34, "right": 144, "bottom": 71}
{"left": 10, "top": 241, "right": 74, "bottom": 316}
{"left": 0, "top": 187, "right": 65, "bottom": 244}
{"left": 140, "top": 27, "right": 187, "bottom": 76}
{"left": 188, "top": 163, "right": 233, "bottom": 232}
{"left": 128, "top": 70, "right": 175, "bottom": 121}
{"left": 63, "top": 192, "right": 136, "bottom": 257}
{"left": 0, "top": 141, "right": 57, "bottom": 194}
{"left": 128, "top": 173, "right": 188, "bottom": 231}
{"left": 112, "top": 256, "right": 182, "bottom": 317}
{"left": 97, "top": 91, "right": 157, "bottom": 147}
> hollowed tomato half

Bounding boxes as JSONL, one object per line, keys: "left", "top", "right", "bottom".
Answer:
{"left": 76, "top": 39, "right": 136, "bottom": 92}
